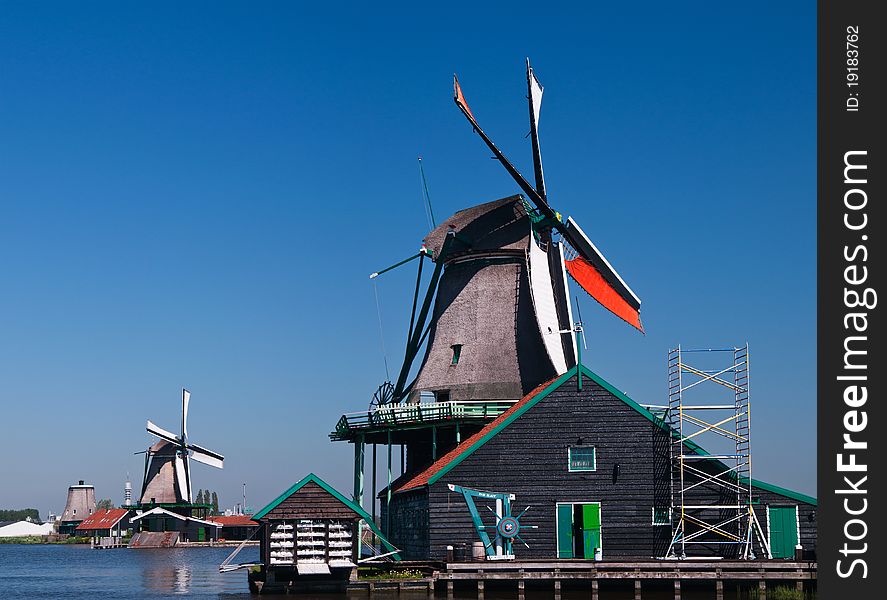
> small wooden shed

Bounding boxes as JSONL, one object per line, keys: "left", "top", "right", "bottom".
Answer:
{"left": 250, "top": 473, "right": 397, "bottom": 591}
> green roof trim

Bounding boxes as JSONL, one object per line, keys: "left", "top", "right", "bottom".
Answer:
{"left": 252, "top": 473, "right": 400, "bottom": 559}
{"left": 424, "top": 364, "right": 816, "bottom": 505}
{"left": 743, "top": 477, "right": 817, "bottom": 506}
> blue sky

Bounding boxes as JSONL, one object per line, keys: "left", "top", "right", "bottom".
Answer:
{"left": 0, "top": 1, "right": 815, "bottom": 518}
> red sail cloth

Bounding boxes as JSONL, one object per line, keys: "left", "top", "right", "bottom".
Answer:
{"left": 453, "top": 76, "right": 475, "bottom": 121}
{"left": 565, "top": 256, "right": 644, "bottom": 332}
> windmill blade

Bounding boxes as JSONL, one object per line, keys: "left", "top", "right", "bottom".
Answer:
{"left": 561, "top": 217, "right": 644, "bottom": 332}
{"left": 146, "top": 420, "right": 181, "bottom": 445}
{"left": 174, "top": 454, "right": 191, "bottom": 503}
{"left": 454, "top": 74, "right": 557, "bottom": 221}
{"left": 181, "top": 389, "right": 190, "bottom": 442}
{"left": 526, "top": 58, "right": 546, "bottom": 200}
{"left": 183, "top": 453, "right": 192, "bottom": 503}
{"left": 189, "top": 444, "right": 225, "bottom": 469}
{"left": 141, "top": 449, "right": 151, "bottom": 499}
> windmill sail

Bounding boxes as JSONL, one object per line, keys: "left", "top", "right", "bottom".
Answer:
{"left": 561, "top": 217, "right": 643, "bottom": 331}
{"left": 147, "top": 420, "right": 180, "bottom": 444}
{"left": 527, "top": 231, "right": 568, "bottom": 374}
{"left": 174, "top": 454, "right": 190, "bottom": 503}
{"left": 190, "top": 444, "right": 225, "bottom": 469}
{"left": 453, "top": 75, "right": 556, "bottom": 220}
{"left": 182, "top": 389, "right": 190, "bottom": 440}
{"left": 526, "top": 59, "right": 546, "bottom": 200}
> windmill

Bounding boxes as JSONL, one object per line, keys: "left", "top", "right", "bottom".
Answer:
{"left": 137, "top": 389, "right": 224, "bottom": 506}
{"left": 384, "top": 60, "right": 642, "bottom": 407}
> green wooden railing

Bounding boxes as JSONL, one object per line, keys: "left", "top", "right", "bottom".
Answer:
{"left": 330, "top": 400, "right": 514, "bottom": 440}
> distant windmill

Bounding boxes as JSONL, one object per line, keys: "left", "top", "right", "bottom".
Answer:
{"left": 137, "top": 389, "right": 224, "bottom": 505}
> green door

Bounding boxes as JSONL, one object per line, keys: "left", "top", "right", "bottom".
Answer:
{"left": 197, "top": 526, "right": 206, "bottom": 542}
{"left": 768, "top": 507, "right": 799, "bottom": 558}
{"left": 581, "top": 504, "right": 601, "bottom": 558}
{"left": 557, "top": 504, "right": 574, "bottom": 558}
{"left": 558, "top": 503, "right": 601, "bottom": 559}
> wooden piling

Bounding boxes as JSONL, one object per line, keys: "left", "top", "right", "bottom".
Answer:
{"left": 758, "top": 579, "right": 767, "bottom": 600}
{"left": 673, "top": 579, "right": 681, "bottom": 600}
{"left": 716, "top": 579, "right": 724, "bottom": 600}
{"left": 634, "top": 578, "right": 642, "bottom": 600}
{"left": 592, "top": 578, "right": 599, "bottom": 600}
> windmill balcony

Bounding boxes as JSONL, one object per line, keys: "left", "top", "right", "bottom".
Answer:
{"left": 329, "top": 399, "right": 514, "bottom": 442}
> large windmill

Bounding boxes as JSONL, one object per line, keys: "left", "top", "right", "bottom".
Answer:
{"left": 138, "top": 389, "right": 224, "bottom": 506}
{"left": 388, "top": 60, "right": 643, "bottom": 406}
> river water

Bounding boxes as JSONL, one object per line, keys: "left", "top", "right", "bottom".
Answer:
{"left": 0, "top": 544, "right": 796, "bottom": 599}
{"left": 0, "top": 544, "right": 259, "bottom": 599}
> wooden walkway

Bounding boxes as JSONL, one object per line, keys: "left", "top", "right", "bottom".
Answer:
{"left": 437, "top": 560, "right": 816, "bottom": 600}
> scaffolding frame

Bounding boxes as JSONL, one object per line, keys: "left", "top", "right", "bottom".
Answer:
{"left": 665, "top": 344, "right": 769, "bottom": 559}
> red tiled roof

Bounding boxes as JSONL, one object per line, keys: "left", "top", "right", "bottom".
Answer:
{"left": 207, "top": 515, "right": 258, "bottom": 527}
{"left": 75, "top": 508, "right": 129, "bottom": 530}
{"left": 392, "top": 376, "right": 560, "bottom": 493}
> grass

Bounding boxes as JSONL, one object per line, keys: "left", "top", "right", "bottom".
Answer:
{"left": 359, "top": 568, "right": 426, "bottom": 580}
{"left": 0, "top": 536, "right": 45, "bottom": 544}
{"left": 740, "top": 585, "right": 814, "bottom": 600}
{"left": 0, "top": 535, "right": 92, "bottom": 545}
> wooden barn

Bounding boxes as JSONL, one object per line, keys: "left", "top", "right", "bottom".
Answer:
{"left": 74, "top": 508, "right": 133, "bottom": 541}
{"left": 374, "top": 365, "right": 816, "bottom": 561}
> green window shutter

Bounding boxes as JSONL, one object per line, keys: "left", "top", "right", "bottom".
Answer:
{"left": 556, "top": 504, "right": 574, "bottom": 558}
{"left": 451, "top": 344, "right": 462, "bottom": 365}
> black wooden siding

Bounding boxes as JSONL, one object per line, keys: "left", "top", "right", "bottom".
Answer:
{"left": 263, "top": 481, "right": 360, "bottom": 521}
{"left": 383, "top": 488, "right": 429, "bottom": 560}
{"left": 384, "top": 372, "right": 816, "bottom": 560}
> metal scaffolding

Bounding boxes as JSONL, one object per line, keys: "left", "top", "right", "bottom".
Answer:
{"left": 665, "top": 344, "right": 769, "bottom": 559}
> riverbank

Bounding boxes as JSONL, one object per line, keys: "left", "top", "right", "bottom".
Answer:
{"left": 0, "top": 535, "right": 88, "bottom": 545}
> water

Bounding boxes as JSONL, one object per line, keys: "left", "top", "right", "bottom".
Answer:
{"left": 0, "top": 545, "right": 806, "bottom": 599}
{"left": 0, "top": 544, "right": 259, "bottom": 599}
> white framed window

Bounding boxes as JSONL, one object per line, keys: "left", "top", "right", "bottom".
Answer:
{"left": 568, "top": 445, "right": 596, "bottom": 471}
{"left": 652, "top": 507, "right": 671, "bottom": 525}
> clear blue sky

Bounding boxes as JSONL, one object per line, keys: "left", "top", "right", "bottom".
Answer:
{"left": 0, "top": 1, "right": 815, "bottom": 518}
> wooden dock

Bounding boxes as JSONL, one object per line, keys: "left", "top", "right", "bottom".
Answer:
{"left": 434, "top": 560, "right": 816, "bottom": 600}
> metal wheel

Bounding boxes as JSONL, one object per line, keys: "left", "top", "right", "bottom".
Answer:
{"left": 369, "top": 381, "right": 395, "bottom": 410}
